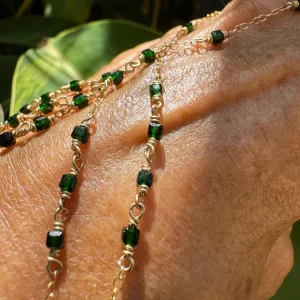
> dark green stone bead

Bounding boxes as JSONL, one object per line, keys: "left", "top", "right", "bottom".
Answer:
{"left": 183, "top": 21, "right": 194, "bottom": 33}
{"left": 70, "top": 80, "right": 82, "bottom": 91}
{"left": 39, "top": 101, "right": 53, "bottom": 114}
{"left": 101, "top": 72, "right": 112, "bottom": 81}
{"left": 40, "top": 92, "right": 51, "bottom": 102}
{"left": 59, "top": 174, "right": 77, "bottom": 193}
{"left": 7, "top": 114, "right": 19, "bottom": 128}
{"left": 34, "top": 115, "right": 50, "bottom": 131}
{"left": 148, "top": 122, "right": 163, "bottom": 140}
{"left": 149, "top": 83, "right": 163, "bottom": 97}
{"left": 0, "top": 132, "right": 16, "bottom": 148}
{"left": 137, "top": 170, "right": 153, "bottom": 187}
{"left": 122, "top": 224, "right": 140, "bottom": 248}
{"left": 111, "top": 70, "right": 124, "bottom": 86}
{"left": 141, "top": 49, "right": 156, "bottom": 63}
{"left": 46, "top": 230, "right": 64, "bottom": 250}
{"left": 71, "top": 125, "right": 90, "bottom": 144}
{"left": 20, "top": 104, "right": 31, "bottom": 114}
{"left": 211, "top": 30, "right": 225, "bottom": 45}
{"left": 73, "top": 93, "right": 88, "bottom": 109}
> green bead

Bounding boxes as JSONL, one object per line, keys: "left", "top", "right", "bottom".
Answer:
{"left": 122, "top": 224, "right": 140, "bottom": 248}
{"left": 59, "top": 174, "right": 77, "bottom": 193}
{"left": 148, "top": 122, "right": 163, "bottom": 140}
{"left": 137, "top": 170, "right": 153, "bottom": 187}
{"left": 0, "top": 132, "right": 16, "bottom": 148}
{"left": 149, "top": 83, "right": 163, "bottom": 97}
{"left": 34, "top": 115, "right": 50, "bottom": 131}
{"left": 71, "top": 125, "right": 90, "bottom": 144}
{"left": 73, "top": 93, "right": 88, "bottom": 109}
{"left": 70, "top": 80, "right": 82, "bottom": 91}
{"left": 183, "top": 21, "right": 194, "bottom": 33}
{"left": 39, "top": 101, "right": 53, "bottom": 114}
{"left": 111, "top": 70, "right": 124, "bottom": 86}
{"left": 46, "top": 230, "right": 64, "bottom": 250}
{"left": 141, "top": 49, "right": 156, "bottom": 63}
{"left": 211, "top": 30, "right": 225, "bottom": 45}
{"left": 40, "top": 92, "right": 51, "bottom": 102}
{"left": 7, "top": 114, "right": 19, "bottom": 128}
{"left": 20, "top": 104, "right": 31, "bottom": 114}
{"left": 101, "top": 72, "right": 112, "bottom": 81}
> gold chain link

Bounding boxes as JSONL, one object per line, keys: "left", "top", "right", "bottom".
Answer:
{"left": 110, "top": 269, "right": 125, "bottom": 300}
{"left": 229, "top": 1, "right": 298, "bottom": 37}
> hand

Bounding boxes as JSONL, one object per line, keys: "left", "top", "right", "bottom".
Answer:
{"left": 1, "top": 0, "right": 299, "bottom": 299}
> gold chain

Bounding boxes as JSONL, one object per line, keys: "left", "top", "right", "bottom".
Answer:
{"left": 44, "top": 82, "right": 108, "bottom": 299}
{"left": 42, "top": 12, "right": 221, "bottom": 299}
{"left": 229, "top": 1, "right": 299, "bottom": 37}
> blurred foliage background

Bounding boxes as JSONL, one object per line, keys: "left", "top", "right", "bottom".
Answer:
{"left": 0, "top": 1, "right": 299, "bottom": 299}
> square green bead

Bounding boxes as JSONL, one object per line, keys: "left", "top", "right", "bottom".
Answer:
{"left": 137, "top": 170, "right": 153, "bottom": 187}
{"left": 150, "top": 83, "right": 163, "bottom": 97}
{"left": 40, "top": 92, "right": 51, "bottom": 102}
{"left": 148, "top": 122, "right": 163, "bottom": 140}
{"left": 141, "top": 49, "right": 156, "bottom": 63}
{"left": 0, "top": 132, "right": 16, "bottom": 148}
{"left": 73, "top": 93, "right": 88, "bottom": 109}
{"left": 101, "top": 72, "right": 112, "bottom": 81}
{"left": 183, "top": 21, "right": 194, "bottom": 33}
{"left": 122, "top": 224, "right": 140, "bottom": 248}
{"left": 211, "top": 30, "right": 225, "bottom": 45}
{"left": 39, "top": 101, "right": 53, "bottom": 114}
{"left": 34, "top": 115, "right": 50, "bottom": 131}
{"left": 20, "top": 104, "right": 31, "bottom": 114}
{"left": 112, "top": 70, "right": 123, "bottom": 86}
{"left": 71, "top": 125, "right": 90, "bottom": 144}
{"left": 7, "top": 114, "right": 19, "bottom": 128}
{"left": 70, "top": 80, "right": 82, "bottom": 91}
{"left": 59, "top": 174, "right": 77, "bottom": 193}
{"left": 46, "top": 230, "right": 64, "bottom": 250}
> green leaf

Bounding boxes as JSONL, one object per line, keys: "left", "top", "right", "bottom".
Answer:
{"left": 44, "top": 0, "right": 94, "bottom": 24}
{"left": 10, "top": 19, "right": 161, "bottom": 114}
{"left": 0, "top": 55, "right": 19, "bottom": 119}
{"left": 0, "top": 16, "right": 75, "bottom": 50}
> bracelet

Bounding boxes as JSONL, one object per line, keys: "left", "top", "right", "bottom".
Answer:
{"left": 1, "top": 1, "right": 299, "bottom": 299}
{"left": 0, "top": 11, "right": 219, "bottom": 151}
